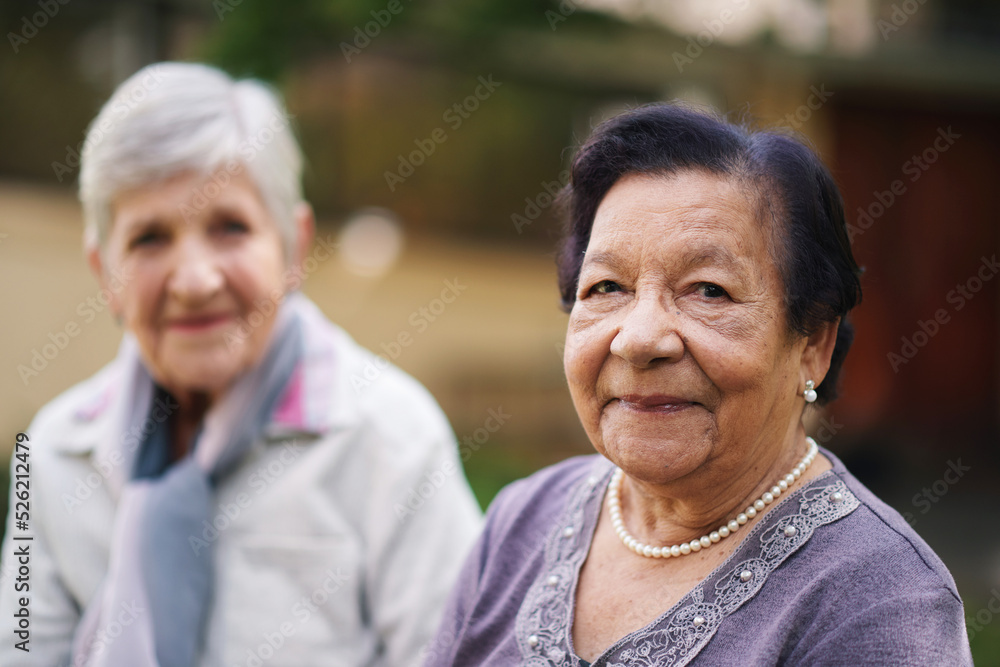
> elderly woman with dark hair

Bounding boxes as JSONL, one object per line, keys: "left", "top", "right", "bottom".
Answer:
{"left": 0, "top": 62, "right": 481, "bottom": 667}
{"left": 424, "top": 104, "right": 973, "bottom": 666}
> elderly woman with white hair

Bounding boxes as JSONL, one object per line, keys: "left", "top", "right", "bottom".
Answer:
{"left": 0, "top": 62, "right": 481, "bottom": 666}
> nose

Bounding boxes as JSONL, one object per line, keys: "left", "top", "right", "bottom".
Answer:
{"left": 609, "top": 292, "right": 684, "bottom": 368}
{"left": 167, "top": 237, "right": 224, "bottom": 305}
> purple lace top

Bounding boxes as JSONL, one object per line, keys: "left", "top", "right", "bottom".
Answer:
{"left": 423, "top": 448, "right": 973, "bottom": 666}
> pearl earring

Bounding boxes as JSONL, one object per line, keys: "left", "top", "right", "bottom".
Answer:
{"left": 803, "top": 380, "right": 817, "bottom": 403}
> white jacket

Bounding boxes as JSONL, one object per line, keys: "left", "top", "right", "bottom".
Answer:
{"left": 0, "top": 299, "right": 482, "bottom": 666}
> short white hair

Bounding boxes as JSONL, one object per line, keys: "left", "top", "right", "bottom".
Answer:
{"left": 79, "top": 62, "right": 304, "bottom": 256}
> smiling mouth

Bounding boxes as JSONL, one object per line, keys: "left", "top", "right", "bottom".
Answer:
{"left": 166, "top": 314, "right": 234, "bottom": 332}
{"left": 616, "top": 394, "right": 698, "bottom": 413}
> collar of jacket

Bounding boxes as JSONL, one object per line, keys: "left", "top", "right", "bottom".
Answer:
{"left": 51, "top": 295, "right": 345, "bottom": 459}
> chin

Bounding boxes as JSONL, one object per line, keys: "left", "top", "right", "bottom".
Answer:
{"left": 599, "top": 431, "right": 712, "bottom": 485}
{"left": 595, "top": 405, "right": 714, "bottom": 481}
{"left": 158, "top": 352, "right": 249, "bottom": 398}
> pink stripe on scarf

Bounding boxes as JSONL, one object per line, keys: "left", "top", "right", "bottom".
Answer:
{"left": 271, "top": 363, "right": 305, "bottom": 429}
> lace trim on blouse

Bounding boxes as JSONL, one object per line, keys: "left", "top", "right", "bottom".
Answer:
{"left": 514, "top": 462, "right": 860, "bottom": 667}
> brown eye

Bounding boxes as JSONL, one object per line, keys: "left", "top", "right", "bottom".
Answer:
{"left": 591, "top": 280, "right": 622, "bottom": 295}
{"left": 697, "top": 283, "right": 728, "bottom": 299}
{"left": 217, "top": 219, "right": 249, "bottom": 235}
{"left": 130, "top": 229, "right": 167, "bottom": 249}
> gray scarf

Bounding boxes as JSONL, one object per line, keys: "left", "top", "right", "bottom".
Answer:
{"left": 71, "top": 299, "right": 304, "bottom": 666}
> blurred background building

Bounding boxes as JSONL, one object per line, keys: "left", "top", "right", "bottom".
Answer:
{"left": 1, "top": 0, "right": 999, "bottom": 659}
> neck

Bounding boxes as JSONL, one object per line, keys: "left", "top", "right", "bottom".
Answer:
{"left": 168, "top": 390, "right": 213, "bottom": 461}
{"left": 617, "top": 423, "right": 819, "bottom": 546}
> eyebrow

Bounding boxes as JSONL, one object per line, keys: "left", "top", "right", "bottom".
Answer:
{"left": 581, "top": 245, "right": 749, "bottom": 276}
{"left": 685, "top": 246, "right": 748, "bottom": 274}
{"left": 579, "top": 249, "right": 625, "bottom": 273}
{"left": 118, "top": 200, "right": 251, "bottom": 233}
{"left": 208, "top": 204, "right": 252, "bottom": 222}
{"left": 118, "top": 215, "right": 170, "bottom": 234}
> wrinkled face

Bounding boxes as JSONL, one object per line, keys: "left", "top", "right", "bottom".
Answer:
{"left": 564, "top": 170, "right": 807, "bottom": 485}
{"left": 100, "top": 169, "right": 290, "bottom": 401}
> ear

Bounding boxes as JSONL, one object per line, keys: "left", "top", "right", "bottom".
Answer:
{"left": 291, "top": 201, "right": 316, "bottom": 274}
{"left": 84, "top": 243, "right": 108, "bottom": 289}
{"left": 86, "top": 243, "right": 123, "bottom": 321}
{"left": 799, "top": 318, "right": 840, "bottom": 393}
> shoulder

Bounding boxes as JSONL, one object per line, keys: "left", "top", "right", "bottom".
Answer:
{"left": 700, "top": 452, "right": 973, "bottom": 664}
{"left": 23, "top": 354, "right": 121, "bottom": 457}
{"left": 768, "top": 452, "right": 972, "bottom": 660}
{"left": 298, "top": 298, "right": 455, "bottom": 455}
{"left": 283, "top": 301, "right": 470, "bottom": 533}
{"left": 483, "top": 455, "right": 609, "bottom": 547}
{"left": 786, "top": 460, "right": 973, "bottom": 662}
{"left": 813, "top": 453, "right": 961, "bottom": 603}
{"left": 447, "top": 454, "right": 607, "bottom": 619}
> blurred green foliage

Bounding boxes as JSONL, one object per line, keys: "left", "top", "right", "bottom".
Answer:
{"left": 460, "top": 438, "right": 570, "bottom": 511}
{"left": 968, "top": 598, "right": 1000, "bottom": 665}
{"left": 189, "top": 0, "right": 635, "bottom": 242}
{"left": 202, "top": 0, "right": 616, "bottom": 83}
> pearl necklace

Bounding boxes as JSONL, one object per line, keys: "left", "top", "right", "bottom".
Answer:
{"left": 607, "top": 437, "right": 819, "bottom": 559}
